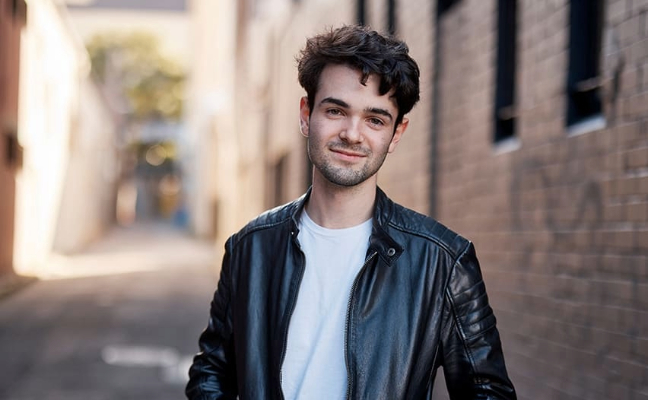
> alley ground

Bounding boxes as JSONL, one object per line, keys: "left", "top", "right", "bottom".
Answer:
{"left": 0, "top": 223, "right": 219, "bottom": 400}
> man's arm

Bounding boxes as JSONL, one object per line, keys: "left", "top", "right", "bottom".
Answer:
{"left": 440, "top": 242, "right": 516, "bottom": 400}
{"left": 186, "top": 239, "right": 238, "bottom": 400}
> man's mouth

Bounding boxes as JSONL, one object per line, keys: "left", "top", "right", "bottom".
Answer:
{"left": 329, "top": 146, "right": 367, "bottom": 158}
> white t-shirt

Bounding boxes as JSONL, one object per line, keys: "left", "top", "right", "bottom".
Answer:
{"left": 281, "top": 211, "right": 373, "bottom": 400}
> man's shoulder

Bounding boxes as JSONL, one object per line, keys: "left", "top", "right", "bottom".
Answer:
{"left": 228, "top": 195, "right": 304, "bottom": 247}
{"left": 386, "top": 201, "right": 470, "bottom": 261}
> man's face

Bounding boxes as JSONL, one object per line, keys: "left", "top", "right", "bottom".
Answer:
{"left": 300, "top": 64, "right": 408, "bottom": 188}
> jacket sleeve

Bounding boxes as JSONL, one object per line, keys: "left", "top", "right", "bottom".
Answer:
{"left": 439, "top": 242, "right": 516, "bottom": 400}
{"left": 186, "top": 238, "right": 238, "bottom": 400}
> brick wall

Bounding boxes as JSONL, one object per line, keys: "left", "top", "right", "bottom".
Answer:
{"left": 434, "top": 0, "right": 648, "bottom": 399}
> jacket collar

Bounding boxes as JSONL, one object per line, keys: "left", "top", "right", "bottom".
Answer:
{"left": 290, "top": 186, "right": 403, "bottom": 266}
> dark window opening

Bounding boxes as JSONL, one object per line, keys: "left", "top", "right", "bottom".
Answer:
{"left": 387, "top": 0, "right": 396, "bottom": 35}
{"left": 4, "top": 128, "right": 22, "bottom": 170}
{"left": 566, "top": 0, "right": 604, "bottom": 126}
{"left": 357, "top": 0, "right": 366, "bottom": 25}
{"left": 12, "top": 0, "right": 27, "bottom": 24}
{"left": 273, "top": 155, "right": 288, "bottom": 207}
{"left": 305, "top": 148, "right": 312, "bottom": 190}
{"left": 437, "top": 0, "right": 460, "bottom": 16}
{"left": 494, "top": 0, "right": 517, "bottom": 142}
{"left": 5, "top": 134, "right": 16, "bottom": 168}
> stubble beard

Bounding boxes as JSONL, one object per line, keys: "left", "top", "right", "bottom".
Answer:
{"left": 307, "top": 140, "right": 389, "bottom": 187}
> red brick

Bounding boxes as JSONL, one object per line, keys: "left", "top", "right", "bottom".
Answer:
{"left": 629, "top": 38, "right": 648, "bottom": 62}
{"left": 641, "top": 175, "right": 648, "bottom": 194}
{"left": 621, "top": 67, "right": 641, "bottom": 95}
{"left": 638, "top": 229, "right": 648, "bottom": 249}
{"left": 372, "top": 0, "right": 648, "bottom": 398}
{"left": 619, "top": 15, "right": 643, "bottom": 46}
{"left": 634, "top": 0, "right": 648, "bottom": 13}
{"left": 604, "top": 383, "right": 632, "bottom": 400}
{"left": 604, "top": 203, "right": 626, "bottom": 222}
{"left": 627, "top": 201, "right": 648, "bottom": 222}
{"left": 626, "top": 146, "right": 648, "bottom": 168}
{"left": 608, "top": 0, "right": 629, "bottom": 24}
{"left": 637, "top": 337, "right": 648, "bottom": 360}
{"left": 634, "top": 390, "right": 648, "bottom": 400}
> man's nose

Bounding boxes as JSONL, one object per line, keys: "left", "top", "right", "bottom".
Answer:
{"left": 339, "top": 118, "right": 363, "bottom": 143}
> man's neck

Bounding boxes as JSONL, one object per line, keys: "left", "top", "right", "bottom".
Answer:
{"left": 305, "top": 174, "right": 376, "bottom": 229}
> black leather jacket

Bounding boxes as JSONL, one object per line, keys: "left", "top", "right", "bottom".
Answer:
{"left": 186, "top": 188, "right": 516, "bottom": 400}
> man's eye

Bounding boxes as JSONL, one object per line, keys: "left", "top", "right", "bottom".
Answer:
{"left": 327, "top": 109, "right": 343, "bottom": 116}
{"left": 368, "top": 118, "right": 384, "bottom": 126}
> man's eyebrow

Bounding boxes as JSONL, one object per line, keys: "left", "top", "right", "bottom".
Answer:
{"left": 320, "top": 97, "right": 394, "bottom": 122}
{"left": 320, "top": 97, "right": 349, "bottom": 108}
{"left": 365, "top": 107, "right": 393, "bottom": 122}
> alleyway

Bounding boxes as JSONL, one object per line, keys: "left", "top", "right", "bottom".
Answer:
{"left": 0, "top": 223, "right": 219, "bottom": 400}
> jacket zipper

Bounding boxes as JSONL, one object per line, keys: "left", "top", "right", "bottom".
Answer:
{"left": 344, "top": 251, "right": 378, "bottom": 400}
{"left": 279, "top": 238, "right": 307, "bottom": 400}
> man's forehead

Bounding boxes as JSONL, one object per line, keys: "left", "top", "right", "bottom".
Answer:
{"left": 315, "top": 64, "right": 397, "bottom": 106}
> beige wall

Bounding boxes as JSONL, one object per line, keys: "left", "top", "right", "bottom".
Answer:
{"left": 52, "top": 77, "right": 119, "bottom": 254}
{"left": 14, "top": 0, "right": 118, "bottom": 275}
{"left": 185, "top": 0, "right": 238, "bottom": 242}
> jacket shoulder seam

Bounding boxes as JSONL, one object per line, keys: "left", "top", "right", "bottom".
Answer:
{"left": 386, "top": 220, "right": 468, "bottom": 261}
{"left": 229, "top": 216, "right": 291, "bottom": 249}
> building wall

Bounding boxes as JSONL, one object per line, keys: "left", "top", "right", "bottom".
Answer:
{"left": 185, "top": 0, "right": 238, "bottom": 242}
{"left": 0, "top": 0, "right": 26, "bottom": 276}
{"left": 213, "top": 0, "right": 647, "bottom": 398}
{"left": 434, "top": 0, "right": 648, "bottom": 399}
{"left": 13, "top": 0, "right": 118, "bottom": 275}
{"left": 51, "top": 77, "right": 119, "bottom": 254}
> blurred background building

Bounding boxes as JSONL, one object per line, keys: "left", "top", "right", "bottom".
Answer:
{"left": 0, "top": 0, "right": 26, "bottom": 280}
{"left": 2, "top": 0, "right": 119, "bottom": 279}
{"left": 0, "top": 0, "right": 646, "bottom": 399}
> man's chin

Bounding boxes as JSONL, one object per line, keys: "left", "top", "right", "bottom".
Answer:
{"left": 320, "top": 169, "right": 372, "bottom": 188}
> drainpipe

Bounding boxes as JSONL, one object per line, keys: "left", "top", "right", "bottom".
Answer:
{"left": 429, "top": 3, "right": 443, "bottom": 218}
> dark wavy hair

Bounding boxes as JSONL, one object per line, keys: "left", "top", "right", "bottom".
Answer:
{"left": 297, "top": 25, "right": 420, "bottom": 126}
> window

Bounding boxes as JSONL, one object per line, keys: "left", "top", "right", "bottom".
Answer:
{"left": 304, "top": 149, "right": 312, "bottom": 189}
{"left": 566, "top": 0, "right": 604, "bottom": 127}
{"left": 12, "top": 0, "right": 27, "bottom": 24}
{"left": 273, "top": 155, "right": 288, "bottom": 207}
{"left": 494, "top": 0, "right": 517, "bottom": 142}
{"left": 387, "top": 0, "right": 396, "bottom": 35}
{"left": 437, "top": 0, "right": 460, "bottom": 16}
{"left": 357, "top": 0, "right": 366, "bottom": 25}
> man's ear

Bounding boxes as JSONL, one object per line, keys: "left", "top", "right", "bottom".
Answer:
{"left": 388, "top": 117, "right": 409, "bottom": 153}
{"left": 299, "top": 96, "right": 310, "bottom": 137}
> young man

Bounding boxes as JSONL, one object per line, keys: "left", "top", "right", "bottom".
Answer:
{"left": 186, "top": 25, "right": 516, "bottom": 400}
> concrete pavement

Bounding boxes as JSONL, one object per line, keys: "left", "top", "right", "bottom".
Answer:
{"left": 0, "top": 223, "right": 220, "bottom": 400}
